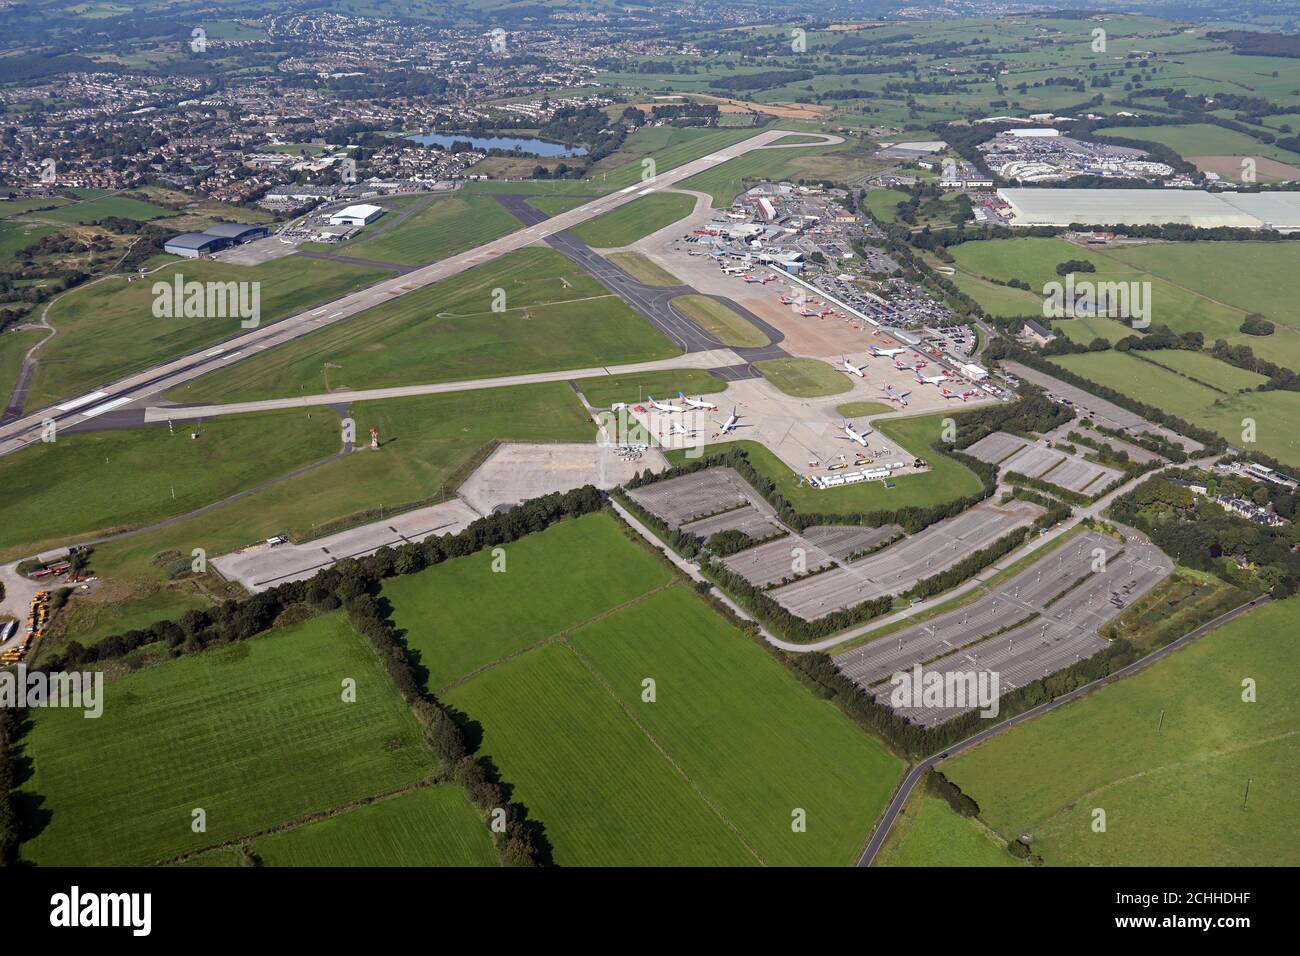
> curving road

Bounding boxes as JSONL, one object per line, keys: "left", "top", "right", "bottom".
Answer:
{"left": 856, "top": 594, "right": 1271, "bottom": 866}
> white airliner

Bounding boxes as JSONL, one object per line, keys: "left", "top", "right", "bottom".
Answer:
{"left": 839, "top": 422, "right": 872, "bottom": 446}
{"left": 679, "top": 392, "right": 719, "bottom": 411}
{"left": 669, "top": 420, "right": 698, "bottom": 436}
{"left": 645, "top": 395, "right": 684, "bottom": 414}
{"left": 915, "top": 371, "right": 950, "bottom": 386}
{"left": 715, "top": 407, "right": 741, "bottom": 434}
{"left": 838, "top": 356, "right": 867, "bottom": 378}
{"left": 940, "top": 387, "right": 966, "bottom": 401}
{"left": 870, "top": 345, "right": 906, "bottom": 358}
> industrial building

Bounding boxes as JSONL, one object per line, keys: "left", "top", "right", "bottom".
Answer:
{"left": 162, "top": 222, "right": 270, "bottom": 258}
{"left": 999, "top": 188, "right": 1300, "bottom": 231}
{"left": 163, "top": 233, "right": 230, "bottom": 258}
{"left": 328, "top": 203, "right": 385, "bottom": 226}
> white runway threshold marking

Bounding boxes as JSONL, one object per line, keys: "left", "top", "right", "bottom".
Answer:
{"left": 54, "top": 391, "right": 108, "bottom": 412}
{"left": 619, "top": 185, "right": 638, "bottom": 194}
{"left": 81, "top": 397, "right": 133, "bottom": 418}
{"left": 204, "top": 348, "right": 226, "bottom": 357}
{"left": 636, "top": 187, "right": 655, "bottom": 196}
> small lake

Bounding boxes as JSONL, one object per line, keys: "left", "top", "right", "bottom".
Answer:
{"left": 405, "top": 132, "right": 587, "bottom": 157}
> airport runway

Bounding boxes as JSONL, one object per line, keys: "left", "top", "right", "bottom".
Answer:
{"left": 0, "top": 128, "right": 841, "bottom": 461}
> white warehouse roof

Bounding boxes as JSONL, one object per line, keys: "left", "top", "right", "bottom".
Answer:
{"left": 328, "top": 203, "right": 384, "bottom": 224}
{"left": 998, "top": 188, "right": 1300, "bottom": 231}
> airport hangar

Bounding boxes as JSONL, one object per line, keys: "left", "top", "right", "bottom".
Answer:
{"left": 163, "top": 222, "right": 271, "bottom": 257}
{"left": 998, "top": 188, "right": 1300, "bottom": 232}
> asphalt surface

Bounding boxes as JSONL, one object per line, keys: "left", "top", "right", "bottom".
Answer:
{"left": 0, "top": 128, "right": 839, "bottom": 459}
{"left": 857, "top": 594, "right": 1270, "bottom": 866}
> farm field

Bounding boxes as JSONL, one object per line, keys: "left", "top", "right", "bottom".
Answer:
{"left": 82, "top": 382, "right": 594, "bottom": 584}
{"left": 251, "top": 787, "right": 496, "bottom": 867}
{"left": 864, "top": 188, "right": 910, "bottom": 224}
{"left": 877, "top": 793, "right": 1020, "bottom": 867}
{"left": 0, "top": 408, "right": 340, "bottom": 561}
{"left": 1056, "top": 316, "right": 1137, "bottom": 345}
{"left": 670, "top": 294, "right": 768, "bottom": 347}
{"left": 942, "top": 600, "right": 1300, "bottom": 866}
{"left": 17, "top": 613, "right": 435, "bottom": 867}
{"left": 1094, "top": 122, "right": 1300, "bottom": 166}
{"left": 755, "top": 357, "right": 852, "bottom": 397}
{"left": 341, "top": 194, "right": 521, "bottom": 266}
{"left": 27, "top": 192, "right": 176, "bottom": 225}
{"left": 1050, "top": 350, "right": 1300, "bottom": 467}
{"left": 954, "top": 238, "right": 1300, "bottom": 369}
{"left": 28, "top": 256, "right": 392, "bottom": 411}
{"left": 605, "top": 251, "right": 682, "bottom": 286}
{"left": 0, "top": 219, "right": 56, "bottom": 259}
{"left": 570, "top": 192, "right": 696, "bottom": 247}
{"left": 573, "top": 368, "right": 725, "bottom": 409}
{"left": 447, "top": 641, "right": 758, "bottom": 866}
{"left": 1139, "top": 348, "right": 1269, "bottom": 392}
{"left": 165, "top": 247, "right": 678, "bottom": 405}
{"left": 382, "top": 512, "right": 673, "bottom": 690}
{"left": 568, "top": 586, "right": 903, "bottom": 865}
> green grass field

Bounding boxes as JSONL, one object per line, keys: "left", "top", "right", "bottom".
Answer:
{"left": 605, "top": 251, "right": 683, "bottom": 286}
{"left": 29, "top": 193, "right": 176, "bottom": 225}
{"left": 165, "top": 247, "right": 678, "bottom": 404}
{"left": 82, "top": 383, "right": 595, "bottom": 584}
{"left": 29, "top": 257, "right": 392, "bottom": 411}
{"left": 1050, "top": 350, "right": 1300, "bottom": 467}
{"left": 0, "top": 408, "right": 340, "bottom": 561}
{"left": 943, "top": 599, "right": 1299, "bottom": 866}
{"left": 670, "top": 294, "right": 768, "bottom": 347}
{"left": 341, "top": 194, "right": 521, "bottom": 266}
{"left": 574, "top": 368, "right": 726, "bottom": 409}
{"left": 1139, "top": 348, "right": 1269, "bottom": 392}
{"left": 864, "top": 188, "right": 911, "bottom": 224}
{"left": 18, "top": 613, "right": 436, "bottom": 866}
{"left": 567, "top": 586, "right": 903, "bottom": 865}
{"left": 878, "top": 793, "right": 1021, "bottom": 867}
{"left": 383, "top": 513, "right": 673, "bottom": 690}
{"left": 251, "top": 786, "right": 497, "bottom": 867}
{"left": 570, "top": 192, "right": 696, "bottom": 247}
{"left": 448, "top": 640, "right": 758, "bottom": 865}
{"left": 953, "top": 237, "right": 1300, "bottom": 369}
{"left": 755, "top": 357, "right": 853, "bottom": 397}
{"left": 444, "top": 578, "right": 902, "bottom": 865}
{"left": 0, "top": 327, "right": 43, "bottom": 407}
{"left": 0, "top": 219, "right": 56, "bottom": 259}
{"left": 1095, "top": 122, "right": 1300, "bottom": 165}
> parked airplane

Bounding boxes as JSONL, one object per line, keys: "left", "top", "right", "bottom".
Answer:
{"left": 646, "top": 394, "right": 684, "bottom": 414}
{"left": 881, "top": 384, "right": 911, "bottom": 406}
{"left": 839, "top": 422, "right": 871, "bottom": 447}
{"left": 679, "top": 392, "right": 719, "bottom": 411}
{"left": 870, "top": 345, "right": 906, "bottom": 358}
{"left": 838, "top": 356, "right": 867, "bottom": 378}
{"left": 915, "top": 371, "right": 950, "bottom": 385}
{"left": 777, "top": 294, "right": 796, "bottom": 305}
{"left": 940, "top": 387, "right": 966, "bottom": 401}
{"left": 715, "top": 407, "right": 741, "bottom": 434}
{"left": 669, "top": 420, "right": 698, "bottom": 436}
{"left": 893, "top": 359, "right": 916, "bottom": 371}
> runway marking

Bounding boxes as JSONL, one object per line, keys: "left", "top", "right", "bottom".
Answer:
{"left": 81, "top": 396, "right": 133, "bottom": 418}
{"left": 55, "top": 391, "right": 108, "bottom": 412}
{"left": 204, "top": 348, "right": 226, "bottom": 357}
